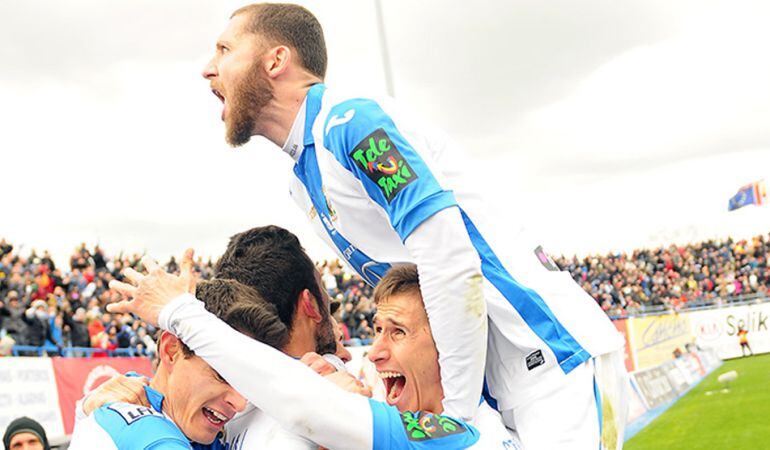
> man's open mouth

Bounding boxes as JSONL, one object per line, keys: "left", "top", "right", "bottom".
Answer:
{"left": 211, "top": 88, "right": 226, "bottom": 121}
{"left": 379, "top": 371, "right": 406, "bottom": 405}
{"left": 202, "top": 406, "right": 229, "bottom": 427}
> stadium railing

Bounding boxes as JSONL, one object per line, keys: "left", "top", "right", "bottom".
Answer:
{"left": 10, "top": 345, "right": 147, "bottom": 358}
{"left": 609, "top": 292, "right": 768, "bottom": 320}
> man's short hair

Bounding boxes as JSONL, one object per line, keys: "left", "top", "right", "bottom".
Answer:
{"left": 214, "top": 225, "right": 325, "bottom": 332}
{"left": 176, "top": 279, "right": 289, "bottom": 357}
{"left": 373, "top": 264, "right": 421, "bottom": 305}
{"left": 232, "top": 3, "right": 327, "bottom": 79}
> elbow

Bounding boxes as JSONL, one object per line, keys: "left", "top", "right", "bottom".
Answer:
{"left": 283, "top": 409, "right": 316, "bottom": 438}
{"left": 463, "top": 272, "right": 487, "bottom": 320}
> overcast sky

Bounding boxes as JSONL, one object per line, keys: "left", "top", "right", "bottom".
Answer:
{"left": 2, "top": 0, "right": 769, "bottom": 268}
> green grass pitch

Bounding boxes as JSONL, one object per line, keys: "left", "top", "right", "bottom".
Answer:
{"left": 625, "top": 353, "right": 770, "bottom": 450}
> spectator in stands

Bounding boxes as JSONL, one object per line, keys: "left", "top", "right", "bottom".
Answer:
{"left": 2, "top": 416, "right": 49, "bottom": 450}
{"left": 63, "top": 307, "right": 90, "bottom": 348}
{"left": 21, "top": 300, "right": 51, "bottom": 349}
{"left": 0, "top": 292, "right": 27, "bottom": 342}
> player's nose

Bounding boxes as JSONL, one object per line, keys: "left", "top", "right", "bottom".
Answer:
{"left": 202, "top": 58, "right": 217, "bottom": 79}
{"left": 367, "top": 335, "right": 390, "bottom": 363}
{"left": 226, "top": 387, "right": 248, "bottom": 413}
{"left": 336, "top": 339, "right": 352, "bottom": 363}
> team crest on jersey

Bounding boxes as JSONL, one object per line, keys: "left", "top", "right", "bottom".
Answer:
{"left": 108, "top": 403, "right": 164, "bottom": 425}
{"left": 350, "top": 128, "right": 417, "bottom": 203}
{"left": 400, "top": 411, "right": 466, "bottom": 441}
{"left": 309, "top": 187, "right": 337, "bottom": 222}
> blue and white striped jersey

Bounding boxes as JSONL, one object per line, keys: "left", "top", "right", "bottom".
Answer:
{"left": 70, "top": 385, "right": 191, "bottom": 450}
{"left": 284, "top": 84, "right": 624, "bottom": 415}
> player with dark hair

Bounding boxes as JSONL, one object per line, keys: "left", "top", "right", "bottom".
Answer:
{"left": 71, "top": 279, "right": 266, "bottom": 449}
{"left": 214, "top": 225, "right": 336, "bottom": 357}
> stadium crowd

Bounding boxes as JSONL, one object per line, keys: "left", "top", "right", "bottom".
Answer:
{"left": 556, "top": 233, "right": 770, "bottom": 317}
{"left": 1, "top": 233, "right": 768, "bottom": 356}
{"left": 0, "top": 239, "right": 215, "bottom": 357}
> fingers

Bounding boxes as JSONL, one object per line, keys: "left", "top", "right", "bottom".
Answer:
{"left": 106, "top": 300, "right": 133, "bottom": 314}
{"left": 180, "top": 248, "right": 195, "bottom": 274}
{"left": 142, "top": 256, "right": 161, "bottom": 274}
{"left": 109, "top": 280, "right": 137, "bottom": 298}
{"left": 300, "top": 352, "right": 322, "bottom": 365}
{"left": 300, "top": 352, "right": 337, "bottom": 376}
{"left": 82, "top": 375, "right": 151, "bottom": 415}
{"left": 180, "top": 248, "right": 196, "bottom": 292}
{"left": 123, "top": 268, "right": 145, "bottom": 285}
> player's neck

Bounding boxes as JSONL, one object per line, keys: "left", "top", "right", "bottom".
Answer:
{"left": 254, "top": 80, "right": 318, "bottom": 148}
{"left": 283, "top": 324, "right": 317, "bottom": 358}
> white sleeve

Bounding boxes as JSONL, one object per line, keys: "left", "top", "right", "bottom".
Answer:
{"left": 404, "top": 206, "right": 488, "bottom": 421}
{"left": 158, "top": 294, "right": 373, "bottom": 450}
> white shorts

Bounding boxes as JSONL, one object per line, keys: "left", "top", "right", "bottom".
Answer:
{"left": 501, "top": 350, "right": 629, "bottom": 450}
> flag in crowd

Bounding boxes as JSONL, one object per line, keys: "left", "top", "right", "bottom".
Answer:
{"left": 728, "top": 180, "right": 766, "bottom": 211}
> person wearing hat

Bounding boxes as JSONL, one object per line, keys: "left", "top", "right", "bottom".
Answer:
{"left": 2, "top": 416, "right": 49, "bottom": 450}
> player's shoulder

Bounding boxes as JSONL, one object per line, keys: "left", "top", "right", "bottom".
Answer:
{"left": 93, "top": 402, "right": 190, "bottom": 449}
{"left": 319, "top": 88, "right": 400, "bottom": 142}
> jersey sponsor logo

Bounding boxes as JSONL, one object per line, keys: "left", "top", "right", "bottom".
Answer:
{"left": 325, "top": 109, "right": 356, "bottom": 135}
{"left": 107, "top": 403, "right": 164, "bottom": 425}
{"left": 534, "top": 245, "right": 560, "bottom": 272}
{"left": 400, "top": 411, "right": 466, "bottom": 441}
{"left": 350, "top": 128, "right": 417, "bottom": 203}
{"left": 525, "top": 350, "right": 545, "bottom": 370}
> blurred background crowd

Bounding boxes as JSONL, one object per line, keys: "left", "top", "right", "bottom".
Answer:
{"left": 1, "top": 233, "right": 768, "bottom": 357}
{"left": 556, "top": 234, "right": 769, "bottom": 317}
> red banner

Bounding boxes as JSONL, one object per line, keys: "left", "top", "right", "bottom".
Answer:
{"left": 51, "top": 357, "right": 152, "bottom": 434}
{"left": 612, "top": 319, "right": 635, "bottom": 372}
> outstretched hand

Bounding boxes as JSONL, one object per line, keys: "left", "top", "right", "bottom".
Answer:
{"left": 107, "top": 248, "right": 197, "bottom": 327}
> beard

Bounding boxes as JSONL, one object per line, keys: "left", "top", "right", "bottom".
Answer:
{"left": 314, "top": 314, "right": 338, "bottom": 355}
{"left": 225, "top": 62, "right": 274, "bottom": 147}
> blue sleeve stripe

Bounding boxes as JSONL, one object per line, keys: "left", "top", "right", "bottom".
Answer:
{"left": 394, "top": 191, "right": 457, "bottom": 241}
{"left": 594, "top": 375, "right": 603, "bottom": 449}
{"left": 459, "top": 209, "right": 591, "bottom": 372}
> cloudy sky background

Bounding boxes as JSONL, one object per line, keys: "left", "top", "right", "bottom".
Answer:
{"left": 2, "top": 0, "right": 769, "bottom": 268}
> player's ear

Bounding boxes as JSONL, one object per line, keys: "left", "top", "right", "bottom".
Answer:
{"left": 158, "top": 331, "right": 184, "bottom": 367}
{"left": 265, "top": 45, "right": 290, "bottom": 78}
{"left": 299, "top": 289, "right": 322, "bottom": 323}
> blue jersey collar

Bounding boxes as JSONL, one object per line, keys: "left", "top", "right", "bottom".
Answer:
{"left": 303, "top": 83, "right": 326, "bottom": 146}
{"left": 144, "top": 384, "right": 165, "bottom": 413}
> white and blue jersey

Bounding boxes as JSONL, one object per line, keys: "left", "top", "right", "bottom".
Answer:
{"left": 284, "top": 83, "right": 624, "bottom": 419}
{"left": 70, "top": 385, "right": 191, "bottom": 450}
